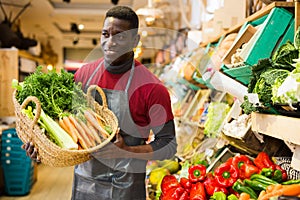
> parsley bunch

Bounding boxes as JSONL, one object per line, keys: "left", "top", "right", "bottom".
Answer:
{"left": 15, "top": 66, "right": 87, "bottom": 119}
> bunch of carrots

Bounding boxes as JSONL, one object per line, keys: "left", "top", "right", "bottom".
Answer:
{"left": 258, "top": 184, "right": 300, "bottom": 200}
{"left": 59, "top": 109, "right": 113, "bottom": 150}
{"left": 238, "top": 184, "right": 300, "bottom": 200}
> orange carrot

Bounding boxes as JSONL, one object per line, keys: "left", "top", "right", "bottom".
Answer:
{"left": 239, "top": 193, "right": 250, "bottom": 200}
{"left": 59, "top": 118, "right": 69, "bottom": 132}
{"left": 62, "top": 116, "right": 78, "bottom": 143}
{"left": 68, "top": 115, "right": 91, "bottom": 149}
{"left": 259, "top": 184, "right": 300, "bottom": 200}
{"left": 87, "top": 121, "right": 102, "bottom": 144}
{"left": 78, "top": 119, "right": 96, "bottom": 147}
{"left": 93, "top": 111, "right": 106, "bottom": 126}
{"left": 281, "top": 184, "right": 300, "bottom": 196}
{"left": 84, "top": 110, "right": 110, "bottom": 139}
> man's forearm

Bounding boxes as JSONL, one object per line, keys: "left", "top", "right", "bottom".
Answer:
{"left": 123, "top": 144, "right": 154, "bottom": 160}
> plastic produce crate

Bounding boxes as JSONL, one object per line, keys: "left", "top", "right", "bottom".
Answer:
{"left": 273, "top": 18, "right": 295, "bottom": 53}
{"left": 1, "top": 128, "right": 34, "bottom": 196}
{"left": 3, "top": 163, "right": 34, "bottom": 195}
{"left": 240, "top": 7, "right": 293, "bottom": 66}
{"left": 222, "top": 65, "right": 252, "bottom": 85}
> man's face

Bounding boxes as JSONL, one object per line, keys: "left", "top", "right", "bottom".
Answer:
{"left": 101, "top": 17, "right": 139, "bottom": 65}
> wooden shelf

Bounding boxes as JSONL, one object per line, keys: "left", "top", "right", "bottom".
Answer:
{"left": 251, "top": 112, "right": 300, "bottom": 145}
{"left": 200, "top": 1, "right": 294, "bottom": 47}
{"left": 251, "top": 112, "right": 300, "bottom": 170}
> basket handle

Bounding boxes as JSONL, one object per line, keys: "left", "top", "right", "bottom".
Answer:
{"left": 20, "top": 96, "right": 41, "bottom": 132}
{"left": 87, "top": 85, "right": 107, "bottom": 108}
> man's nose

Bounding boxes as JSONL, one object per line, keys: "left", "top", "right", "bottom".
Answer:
{"left": 107, "top": 36, "right": 116, "bottom": 47}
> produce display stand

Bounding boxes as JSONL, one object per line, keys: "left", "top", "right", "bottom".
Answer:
{"left": 198, "top": 1, "right": 300, "bottom": 171}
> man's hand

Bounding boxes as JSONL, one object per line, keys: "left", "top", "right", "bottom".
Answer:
{"left": 92, "top": 134, "right": 130, "bottom": 159}
{"left": 21, "top": 142, "right": 40, "bottom": 162}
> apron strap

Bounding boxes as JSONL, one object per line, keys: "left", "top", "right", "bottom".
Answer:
{"left": 125, "top": 61, "right": 135, "bottom": 93}
{"left": 85, "top": 60, "right": 104, "bottom": 90}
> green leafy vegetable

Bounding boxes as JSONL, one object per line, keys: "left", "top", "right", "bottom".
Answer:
{"left": 272, "top": 61, "right": 300, "bottom": 104}
{"left": 294, "top": 26, "right": 300, "bottom": 50}
{"left": 272, "top": 40, "right": 298, "bottom": 71}
{"left": 204, "top": 102, "right": 230, "bottom": 137}
{"left": 253, "top": 69, "right": 289, "bottom": 104}
{"left": 240, "top": 96, "right": 258, "bottom": 115}
{"left": 13, "top": 66, "right": 87, "bottom": 119}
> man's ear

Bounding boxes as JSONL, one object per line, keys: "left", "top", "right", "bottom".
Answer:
{"left": 133, "top": 34, "right": 140, "bottom": 48}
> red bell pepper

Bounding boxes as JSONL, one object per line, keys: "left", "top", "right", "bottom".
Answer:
{"left": 190, "top": 182, "right": 206, "bottom": 200}
{"left": 178, "top": 190, "right": 189, "bottom": 200}
{"left": 203, "top": 172, "right": 228, "bottom": 196}
{"left": 214, "top": 162, "right": 239, "bottom": 187}
{"left": 239, "top": 163, "right": 259, "bottom": 179}
{"left": 160, "top": 186, "right": 185, "bottom": 200}
{"left": 179, "top": 177, "right": 192, "bottom": 190}
{"left": 253, "top": 152, "right": 274, "bottom": 169}
{"left": 226, "top": 157, "right": 234, "bottom": 165}
{"left": 232, "top": 155, "right": 253, "bottom": 169}
{"left": 274, "top": 165, "right": 287, "bottom": 182}
{"left": 188, "top": 164, "right": 206, "bottom": 183}
{"left": 160, "top": 175, "right": 181, "bottom": 195}
{"left": 253, "top": 152, "right": 287, "bottom": 181}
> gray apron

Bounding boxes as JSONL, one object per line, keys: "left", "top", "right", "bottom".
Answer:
{"left": 71, "top": 61, "right": 147, "bottom": 200}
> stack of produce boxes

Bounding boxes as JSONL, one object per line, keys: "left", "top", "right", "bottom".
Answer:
{"left": 1, "top": 128, "right": 34, "bottom": 195}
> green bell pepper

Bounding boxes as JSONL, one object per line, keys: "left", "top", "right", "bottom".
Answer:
{"left": 232, "top": 180, "right": 258, "bottom": 200}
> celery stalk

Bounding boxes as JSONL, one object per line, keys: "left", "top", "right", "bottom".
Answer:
{"left": 39, "top": 109, "right": 78, "bottom": 150}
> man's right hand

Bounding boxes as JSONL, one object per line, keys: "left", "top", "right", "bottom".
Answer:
{"left": 21, "top": 142, "right": 40, "bottom": 162}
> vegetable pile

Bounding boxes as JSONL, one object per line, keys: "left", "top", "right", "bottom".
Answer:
{"left": 13, "top": 67, "right": 113, "bottom": 150}
{"left": 241, "top": 27, "right": 300, "bottom": 114}
{"left": 158, "top": 151, "right": 300, "bottom": 200}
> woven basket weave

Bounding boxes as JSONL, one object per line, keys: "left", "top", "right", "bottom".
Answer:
{"left": 13, "top": 85, "right": 118, "bottom": 167}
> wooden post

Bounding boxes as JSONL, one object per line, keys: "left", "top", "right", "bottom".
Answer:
{"left": 295, "top": 0, "right": 300, "bottom": 31}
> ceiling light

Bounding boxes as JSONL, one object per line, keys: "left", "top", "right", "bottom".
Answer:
{"left": 78, "top": 24, "right": 84, "bottom": 30}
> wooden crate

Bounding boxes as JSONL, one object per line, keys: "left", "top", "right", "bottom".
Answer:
{"left": 0, "top": 49, "right": 19, "bottom": 117}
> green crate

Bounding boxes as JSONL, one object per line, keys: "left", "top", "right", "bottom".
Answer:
{"left": 223, "top": 65, "right": 252, "bottom": 77}
{"left": 222, "top": 65, "right": 252, "bottom": 85}
{"left": 192, "top": 72, "right": 214, "bottom": 89}
{"left": 249, "top": 14, "right": 268, "bottom": 27}
{"left": 235, "top": 75, "right": 251, "bottom": 85}
{"left": 242, "top": 7, "right": 293, "bottom": 66}
{"left": 273, "top": 18, "right": 295, "bottom": 54}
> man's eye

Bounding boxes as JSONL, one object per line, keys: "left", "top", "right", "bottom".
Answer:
{"left": 117, "top": 34, "right": 126, "bottom": 40}
{"left": 102, "top": 32, "right": 109, "bottom": 37}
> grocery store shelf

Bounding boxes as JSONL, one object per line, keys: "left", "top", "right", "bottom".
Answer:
{"left": 251, "top": 112, "right": 300, "bottom": 171}
{"left": 251, "top": 112, "right": 300, "bottom": 145}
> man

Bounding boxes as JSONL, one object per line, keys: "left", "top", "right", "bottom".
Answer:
{"left": 24, "top": 5, "right": 177, "bottom": 200}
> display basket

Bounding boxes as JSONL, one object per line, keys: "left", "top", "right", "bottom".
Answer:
{"left": 12, "top": 85, "right": 119, "bottom": 167}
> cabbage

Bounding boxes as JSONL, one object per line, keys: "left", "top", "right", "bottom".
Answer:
{"left": 272, "top": 62, "right": 300, "bottom": 105}
{"left": 204, "top": 102, "right": 230, "bottom": 137}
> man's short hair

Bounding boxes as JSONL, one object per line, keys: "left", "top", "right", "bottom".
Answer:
{"left": 105, "top": 6, "right": 139, "bottom": 35}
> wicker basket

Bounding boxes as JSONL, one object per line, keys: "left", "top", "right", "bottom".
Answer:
{"left": 12, "top": 85, "right": 119, "bottom": 167}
